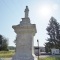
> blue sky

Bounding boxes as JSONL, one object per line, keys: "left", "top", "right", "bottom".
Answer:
{"left": 0, "top": 0, "right": 60, "bottom": 47}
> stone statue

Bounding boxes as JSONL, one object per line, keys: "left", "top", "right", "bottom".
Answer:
{"left": 12, "top": 6, "right": 37, "bottom": 60}
{"left": 24, "top": 6, "right": 29, "bottom": 18}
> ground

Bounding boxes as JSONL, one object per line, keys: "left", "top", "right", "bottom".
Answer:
{"left": 0, "top": 51, "right": 60, "bottom": 60}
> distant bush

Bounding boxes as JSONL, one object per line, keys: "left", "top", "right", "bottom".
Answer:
{"left": 8, "top": 46, "right": 16, "bottom": 50}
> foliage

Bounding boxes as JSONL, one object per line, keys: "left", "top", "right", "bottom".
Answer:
{"left": 45, "top": 17, "right": 60, "bottom": 52}
{"left": 8, "top": 46, "right": 16, "bottom": 50}
{"left": 0, "top": 34, "right": 8, "bottom": 51}
{"left": 0, "top": 35, "right": 2, "bottom": 51}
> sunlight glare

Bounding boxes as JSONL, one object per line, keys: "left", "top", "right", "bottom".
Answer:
{"left": 38, "top": 5, "right": 52, "bottom": 17}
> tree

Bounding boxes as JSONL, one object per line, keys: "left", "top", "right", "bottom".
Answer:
{"left": 0, "top": 35, "right": 3, "bottom": 50}
{"left": 0, "top": 34, "right": 8, "bottom": 51}
{"left": 45, "top": 17, "right": 60, "bottom": 52}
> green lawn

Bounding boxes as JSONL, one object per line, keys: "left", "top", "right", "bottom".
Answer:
{"left": 0, "top": 50, "right": 15, "bottom": 58}
{"left": 39, "top": 57, "right": 60, "bottom": 60}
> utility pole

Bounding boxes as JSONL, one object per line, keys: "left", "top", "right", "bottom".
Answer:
{"left": 37, "top": 40, "right": 39, "bottom": 60}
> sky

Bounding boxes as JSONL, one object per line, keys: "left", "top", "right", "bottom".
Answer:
{"left": 0, "top": 0, "right": 60, "bottom": 47}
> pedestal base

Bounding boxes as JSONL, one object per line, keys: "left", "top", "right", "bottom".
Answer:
{"left": 12, "top": 54, "right": 34, "bottom": 60}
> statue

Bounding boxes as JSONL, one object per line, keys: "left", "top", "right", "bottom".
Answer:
{"left": 24, "top": 6, "right": 29, "bottom": 18}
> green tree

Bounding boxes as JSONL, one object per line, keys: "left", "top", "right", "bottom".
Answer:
{"left": 0, "top": 35, "right": 3, "bottom": 50}
{"left": 0, "top": 34, "right": 8, "bottom": 51}
{"left": 45, "top": 17, "right": 60, "bottom": 53}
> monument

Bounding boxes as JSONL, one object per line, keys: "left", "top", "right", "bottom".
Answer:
{"left": 12, "top": 6, "right": 37, "bottom": 60}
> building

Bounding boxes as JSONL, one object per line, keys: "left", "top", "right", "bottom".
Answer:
{"left": 51, "top": 48, "right": 60, "bottom": 55}
{"left": 34, "top": 46, "right": 45, "bottom": 55}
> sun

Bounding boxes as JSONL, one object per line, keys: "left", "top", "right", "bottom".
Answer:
{"left": 39, "top": 5, "right": 52, "bottom": 17}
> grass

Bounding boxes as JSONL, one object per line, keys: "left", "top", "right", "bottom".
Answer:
{"left": 0, "top": 51, "right": 60, "bottom": 60}
{"left": 0, "top": 50, "right": 15, "bottom": 58}
{"left": 39, "top": 57, "right": 60, "bottom": 60}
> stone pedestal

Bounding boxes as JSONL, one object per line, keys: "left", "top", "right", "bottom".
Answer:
{"left": 12, "top": 6, "right": 37, "bottom": 60}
